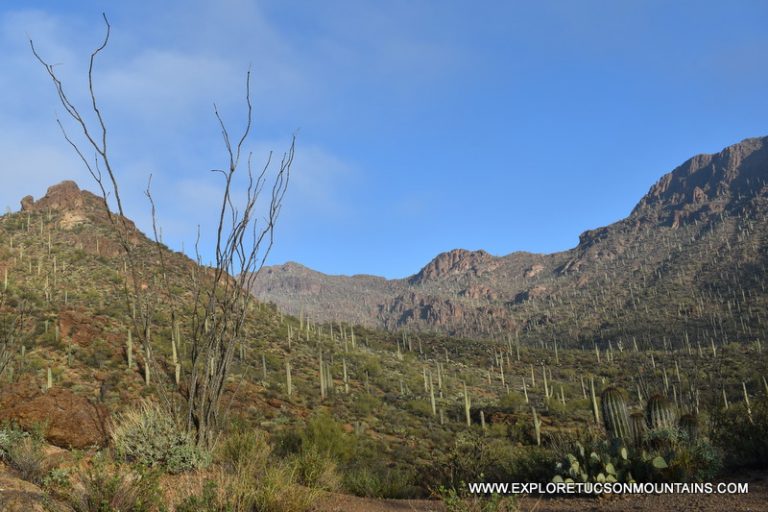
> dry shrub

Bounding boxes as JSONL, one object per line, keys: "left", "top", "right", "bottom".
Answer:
{"left": 6, "top": 435, "right": 49, "bottom": 484}
{"left": 61, "top": 454, "right": 163, "bottom": 512}
{"left": 175, "top": 428, "right": 321, "bottom": 512}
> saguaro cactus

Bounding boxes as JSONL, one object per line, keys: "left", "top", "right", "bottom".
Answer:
{"left": 678, "top": 413, "right": 698, "bottom": 441}
{"left": 126, "top": 329, "right": 133, "bottom": 370}
{"left": 286, "top": 360, "right": 292, "bottom": 397}
{"left": 629, "top": 411, "right": 646, "bottom": 447}
{"left": 645, "top": 394, "right": 676, "bottom": 431}
{"left": 600, "top": 387, "right": 631, "bottom": 441}
{"left": 532, "top": 407, "right": 542, "bottom": 446}
{"left": 463, "top": 382, "right": 471, "bottom": 427}
{"left": 590, "top": 377, "right": 600, "bottom": 425}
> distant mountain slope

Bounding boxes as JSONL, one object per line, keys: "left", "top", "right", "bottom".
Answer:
{"left": 249, "top": 136, "right": 768, "bottom": 345}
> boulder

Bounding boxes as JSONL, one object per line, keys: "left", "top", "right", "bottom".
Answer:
{"left": 0, "top": 377, "right": 110, "bottom": 449}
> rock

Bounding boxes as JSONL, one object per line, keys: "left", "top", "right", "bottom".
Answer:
{"left": 513, "top": 285, "right": 548, "bottom": 304}
{"left": 0, "top": 377, "right": 110, "bottom": 449}
{"left": 59, "top": 210, "right": 89, "bottom": 230}
{"left": 0, "top": 463, "right": 48, "bottom": 512}
{"left": 459, "top": 285, "right": 498, "bottom": 300}
{"left": 19, "top": 196, "right": 34, "bottom": 212}
{"left": 58, "top": 308, "right": 111, "bottom": 347}
{"left": 409, "top": 249, "right": 497, "bottom": 285}
{"left": 524, "top": 264, "right": 544, "bottom": 278}
{"left": 21, "top": 181, "right": 88, "bottom": 212}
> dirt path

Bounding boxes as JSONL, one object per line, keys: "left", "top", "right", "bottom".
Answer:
{"left": 315, "top": 472, "right": 768, "bottom": 512}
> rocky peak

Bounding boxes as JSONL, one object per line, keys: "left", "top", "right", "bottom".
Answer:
{"left": 409, "top": 249, "right": 495, "bottom": 285}
{"left": 20, "top": 181, "right": 102, "bottom": 214}
{"left": 631, "top": 136, "right": 768, "bottom": 225}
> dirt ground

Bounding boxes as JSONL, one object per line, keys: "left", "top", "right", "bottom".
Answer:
{"left": 2, "top": 461, "right": 765, "bottom": 512}
{"left": 315, "top": 471, "right": 768, "bottom": 512}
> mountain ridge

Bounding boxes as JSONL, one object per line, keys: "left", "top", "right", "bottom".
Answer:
{"left": 249, "top": 135, "right": 768, "bottom": 342}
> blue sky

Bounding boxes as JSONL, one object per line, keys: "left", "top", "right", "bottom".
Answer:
{"left": 1, "top": 1, "right": 767, "bottom": 278}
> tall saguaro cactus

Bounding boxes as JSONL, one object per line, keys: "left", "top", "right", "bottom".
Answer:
{"left": 463, "top": 382, "right": 471, "bottom": 427}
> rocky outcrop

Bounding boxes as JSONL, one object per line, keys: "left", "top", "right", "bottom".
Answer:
{"left": 19, "top": 181, "right": 137, "bottom": 237}
{"left": 631, "top": 136, "right": 768, "bottom": 226}
{"left": 512, "top": 285, "right": 548, "bottom": 304}
{"left": 0, "top": 377, "right": 110, "bottom": 449}
{"left": 409, "top": 249, "right": 497, "bottom": 285}
{"left": 20, "top": 181, "right": 101, "bottom": 214}
{"left": 0, "top": 464, "right": 48, "bottom": 512}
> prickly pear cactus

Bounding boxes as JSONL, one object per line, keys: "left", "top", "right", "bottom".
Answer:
{"left": 601, "top": 387, "right": 631, "bottom": 440}
{"left": 646, "top": 394, "right": 676, "bottom": 431}
{"left": 552, "top": 441, "right": 636, "bottom": 484}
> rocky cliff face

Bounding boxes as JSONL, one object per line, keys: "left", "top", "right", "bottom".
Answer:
{"left": 250, "top": 136, "right": 768, "bottom": 343}
{"left": 408, "top": 249, "right": 499, "bottom": 285}
{"left": 631, "top": 136, "right": 768, "bottom": 227}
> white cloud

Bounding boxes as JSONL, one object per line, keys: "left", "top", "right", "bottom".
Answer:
{"left": 0, "top": 2, "right": 456, "bottom": 261}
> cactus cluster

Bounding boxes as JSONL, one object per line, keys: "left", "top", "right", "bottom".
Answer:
{"left": 600, "top": 385, "right": 699, "bottom": 446}
{"left": 552, "top": 440, "right": 669, "bottom": 485}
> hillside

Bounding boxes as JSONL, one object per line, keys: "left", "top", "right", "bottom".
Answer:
{"left": 249, "top": 136, "right": 768, "bottom": 346}
{"left": 1, "top": 173, "right": 768, "bottom": 511}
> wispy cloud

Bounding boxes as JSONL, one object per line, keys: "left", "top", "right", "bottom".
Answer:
{"left": 0, "top": 4, "right": 367, "bottom": 257}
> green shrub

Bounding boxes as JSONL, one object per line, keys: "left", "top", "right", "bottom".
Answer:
{"left": 300, "top": 413, "right": 353, "bottom": 461}
{"left": 352, "top": 393, "right": 381, "bottom": 416}
{"left": 60, "top": 453, "right": 163, "bottom": 512}
{"left": 431, "top": 433, "right": 544, "bottom": 490}
{"left": 201, "top": 428, "right": 322, "bottom": 512}
{"left": 343, "top": 464, "right": 418, "bottom": 499}
{"left": 665, "top": 439, "right": 722, "bottom": 482}
{"left": 0, "top": 426, "right": 28, "bottom": 462}
{"left": 711, "top": 398, "right": 768, "bottom": 469}
{"left": 42, "top": 467, "right": 73, "bottom": 493}
{"left": 111, "top": 400, "right": 209, "bottom": 473}
{"left": 436, "top": 485, "right": 517, "bottom": 512}
{"left": 217, "top": 428, "right": 270, "bottom": 471}
{"left": 290, "top": 446, "right": 340, "bottom": 491}
{"left": 502, "top": 446, "right": 556, "bottom": 484}
{"left": 176, "top": 480, "right": 231, "bottom": 512}
{"left": 253, "top": 464, "right": 320, "bottom": 512}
